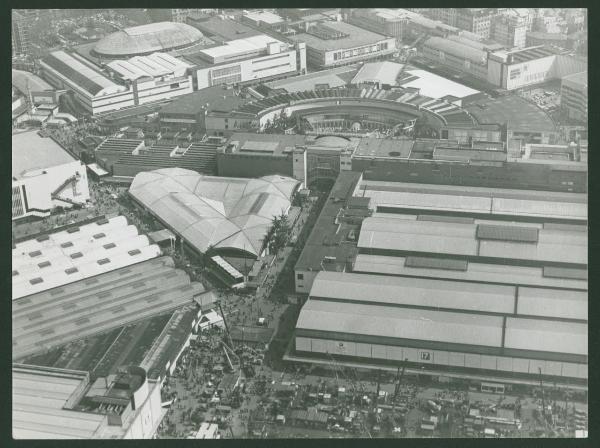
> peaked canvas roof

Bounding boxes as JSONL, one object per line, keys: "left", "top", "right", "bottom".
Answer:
{"left": 129, "top": 168, "right": 299, "bottom": 257}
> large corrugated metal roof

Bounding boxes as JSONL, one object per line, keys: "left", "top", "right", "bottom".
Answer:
{"left": 369, "top": 191, "right": 492, "bottom": 214}
{"left": 517, "top": 287, "right": 587, "bottom": 321}
{"left": 358, "top": 218, "right": 478, "bottom": 256}
{"left": 504, "top": 317, "right": 587, "bottom": 356}
{"left": 357, "top": 179, "right": 587, "bottom": 203}
{"left": 478, "top": 239, "right": 587, "bottom": 266}
{"left": 12, "top": 216, "right": 160, "bottom": 300}
{"left": 359, "top": 216, "right": 587, "bottom": 266}
{"left": 297, "top": 298, "right": 504, "bottom": 347}
{"left": 12, "top": 256, "right": 203, "bottom": 360}
{"left": 13, "top": 366, "right": 106, "bottom": 439}
{"left": 309, "top": 271, "right": 515, "bottom": 315}
{"left": 352, "top": 254, "right": 588, "bottom": 290}
{"left": 42, "top": 51, "right": 122, "bottom": 96}
{"left": 492, "top": 198, "right": 587, "bottom": 221}
{"left": 358, "top": 180, "right": 587, "bottom": 221}
{"left": 351, "top": 61, "right": 404, "bottom": 86}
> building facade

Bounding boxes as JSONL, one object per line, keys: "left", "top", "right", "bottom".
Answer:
{"left": 456, "top": 8, "right": 496, "bottom": 39}
{"left": 487, "top": 47, "right": 587, "bottom": 90}
{"left": 421, "top": 37, "right": 489, "bottom": 80}
{"left": 193, "top": 35, "right": 306, "bottom": 90}
{"left": 40, "top": 51, "right": 194, "bottom": 115}
{"left": 348, "top": 9, "right": 409, "bottom": 39}
{"left": 12, "top": 10, "right": 31, "bottom": 57}
{"left": 492, "top": 14, "right": 527, "bottom": 49}
{"left": 12, "top": 131, "right": 91, "bottom": 220}
{"left": 289, "top": 21, "right": 396, "bottom": 70}
{"left": 561, "top": 71, "right": 587, "bottom": 124}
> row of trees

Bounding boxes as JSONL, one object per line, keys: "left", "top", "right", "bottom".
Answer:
{"left": 266, "top": 212, "right": 291, "bottom": 255}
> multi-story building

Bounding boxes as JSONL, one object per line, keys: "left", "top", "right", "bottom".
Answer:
{"left": 40, "top": 51, "right": 194, "bottom": 115}
{"left": 13, "top": 365, "right": 163, "bottom": 439}
{"left": 533, "top": 10, "right": 565, "bottom": 34}
{"left": 426, "top": 8, "right": 459, "bottom": 27}
{"left": 561, "top": 71, "right": 587, "bottom": 124}
{"left": 12, "top": 131, "right": 90, "bottom": 220}
{"left": 348, "top": 9, "right": 410, "bottom": 40}
{"left": 424, "top": 8, "right": 496, "bottom": 39}
{"left": 187, "top": 16, "right": 262, "bottom": 43}
{"left": 421, "top": 36, "right": 489, "bottom": 81}
{"left": 241, "top": 10, "right": 286, "bottom": 32}
{"left": 492, "top": 13, "right": 527, "bottom": 49}
{"left": 158, "top": 85, "right": 248, "bottom": 133}
{"left": 190, "top": 34, "right": 306, "bottom": 90}
{"left": 106, "top": 53, "right": 194, "bottom": 105}
{"left": 170, "top": 8, "right": 213, "bottom": 23}
{"left": 288, "top": 21, "right": 396, "bottom": 70}
{"left": 456, "top": 8, "right": 496, "bottom": 39}
{"left": 487, "top": 46, "right": 587, "bottom": 90}
{"left": 12, "top": 10, "right": 31, "bottom": 57}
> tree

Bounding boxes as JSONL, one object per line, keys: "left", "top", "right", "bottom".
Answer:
{"left": 267, "top": 212, "right": 290, "bottom": 254}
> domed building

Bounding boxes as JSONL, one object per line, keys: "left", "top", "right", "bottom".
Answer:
{"left": 92, "top": 22, "right": 205, "bottom": 59}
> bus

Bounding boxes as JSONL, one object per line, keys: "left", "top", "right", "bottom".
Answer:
{"left": 481, "top": 382, "right": 505, "bottom": 394}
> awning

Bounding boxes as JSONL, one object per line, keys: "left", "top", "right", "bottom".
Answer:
{"left": 87, "top": 163, "right": 109, "bottom": 177}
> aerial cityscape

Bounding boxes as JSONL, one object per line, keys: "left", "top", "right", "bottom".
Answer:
{"left": 11, "top": 8, "right": 587, "bottom": 439}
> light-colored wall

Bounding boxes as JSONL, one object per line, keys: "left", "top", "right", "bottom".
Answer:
{"left": 294, "top": 269, "right": 318, "bottom": 294}
{"left": 504, "top": 55, "right": 556, "bottom": 90}
{"left": 319, "top": 37, "right": 396, "bottom": 68}
{"left": 196, "top": 50, "right": 299, "bottom": 90}
{"left": 123, "top": 380, "right": 163, "bottom": 439}
{"left": 297, "top": 336, "right": 587, "bottom": 379}
{"left": 13, "top": 159, "right": 90, "bottom": 220}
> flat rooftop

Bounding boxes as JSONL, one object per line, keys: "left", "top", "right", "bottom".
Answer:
{"left": 188, "top": 17, "right": 261, "bottom": 42}
{"left": 243, "top": 10, "right": 284, "bottom": 25}
{"left": 310, "top": 271, "right": 586, "bottom": 321}
{"left": 352, "top": 138, "right": 414, "bottom": 159}
{"left": 358, "top": 216, "right": 588, "bottom": 267}
{"left": 13, "top": 365, "right": 106, "bottom": 439}
{"left": 12, "top": 131, "right": 75, "bottom": 179}
{"left": 290, "top": 21, "right": 389, "bottom": 52}
{"left": 159, "top": 86, "right": 248, "bottom": 116}
{"left": 399, "top": 69, "right": 480, "bottom": 100}
{"left": 351, "top": 61, "right": 404, "bottom": 87}
{"left": 265, "top": 66, "right": 357, "bottom": 93}
{"left": 226, "top": 132, "right": 308, "bottom": 156}
{"left": 12, "top": 256, "right": 204, "bottom": 360}
{"left": 465, "top": 95, "right": 557, "bottom": 133}
{"left": 295, "top": 171, "right": 362, "bottom": 272}
{"left": 12, "top": 69, "right": 53, "bottom": 94}
{"left": 297, "top": 271, "right": 587, "bottom": 361}
{"left": 509, "top": 45, "right": 560, "bottom": 63}
{"left": 198, "top": 34, "right": 285, "bottom": 61}
{"left": 353, "top": 254, "right": 588, "bottom": 292}
{"left": 298, "top": 286, "right": 587, "bottom": 362}
{"left": 355, "top": 180, "right": 588, "bottom": 222}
